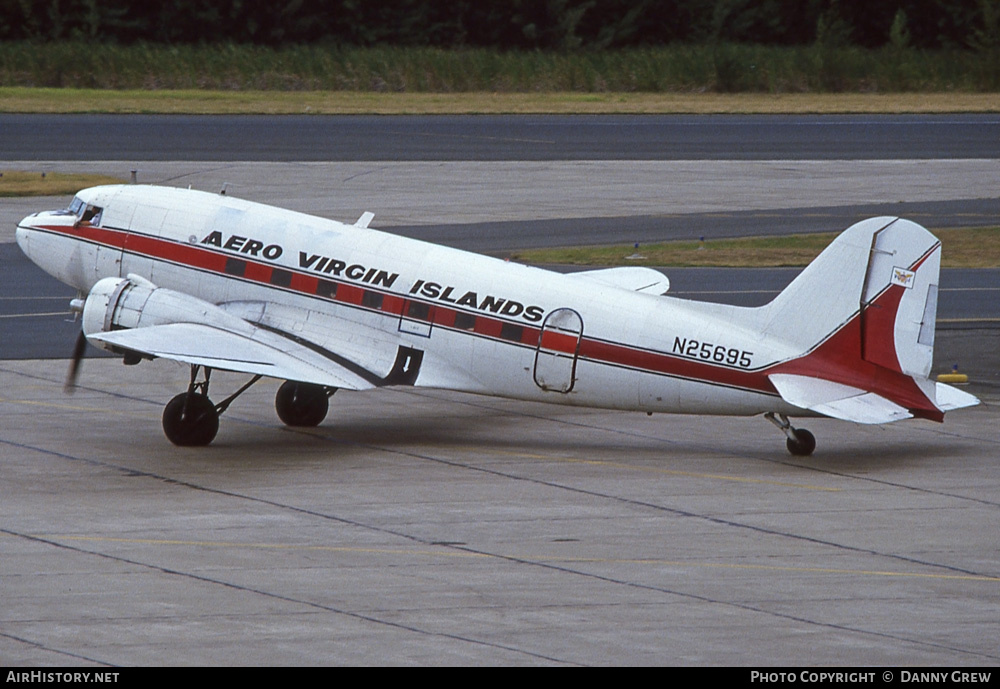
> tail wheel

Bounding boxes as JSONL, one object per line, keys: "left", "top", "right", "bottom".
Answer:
{"left": 275, "top": 381, "right": 331, "bottom": 427}
{"left": 766, "top": 412, "right": 817, "bottom": 457}
{"left": 163, "top": 393, "right": 219, "bottom": 446}
{"left": 786, "top": 428, "right": 816, "bottom": 456}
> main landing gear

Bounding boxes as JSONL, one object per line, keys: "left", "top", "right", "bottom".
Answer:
{"left": 765, "top": 412, "right": 816, "bottom": 457}
{"left": 275, "top": 380, "right": 335, "bottom": 427}
{"left": 161, "top": 367, "right": 336, "bottom": 446}
{"left": 162, "top": 366, "right": 261, "bottom": 446}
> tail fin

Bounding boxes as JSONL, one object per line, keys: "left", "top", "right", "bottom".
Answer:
{"left": 763, "top": 217, "right": 978, "bottom": 423}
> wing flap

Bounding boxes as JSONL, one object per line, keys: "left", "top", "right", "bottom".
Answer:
{"left": 90, "top": 323, "right": 374, "bottom": 390}
{"left": 220, "top": 300, "right": 399, "bottom": 379}
{"left": 769, "top": 373, "right": 913, "bottom": 424}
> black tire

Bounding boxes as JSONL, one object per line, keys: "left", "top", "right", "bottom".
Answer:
{"left": 275, "top": 381, "right": 330, "bottom": 427}
{"left": 162, "top": 393, "right": 219, "bottom": 446}
{"left": 786, "top": 428, "right": 816, "bottom": 456}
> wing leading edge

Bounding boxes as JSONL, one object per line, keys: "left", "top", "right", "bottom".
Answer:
{"left": 91, "top": 323, "right": 374, "bottom": 390}
{"left": 80, "top": 275, "right": 376, "bottom": 390}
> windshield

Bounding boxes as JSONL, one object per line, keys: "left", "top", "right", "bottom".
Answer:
{"left": 65, "top": 195, "right": 103, "bottom": 225}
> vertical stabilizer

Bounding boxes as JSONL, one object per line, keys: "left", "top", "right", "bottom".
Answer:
{"left": 761, "top": 217, "right": 895, "bottom": 351}
{"left": 762, "top": 217, "right": 977, "bottom": 422}
{"left": 763, "top": 217, "right": 940, "bottom": 374}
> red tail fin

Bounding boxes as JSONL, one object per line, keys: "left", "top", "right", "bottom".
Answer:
{"left": 764, "top": 217, "right": 976, "bottom": 423}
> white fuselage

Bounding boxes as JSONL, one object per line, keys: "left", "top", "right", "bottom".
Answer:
{"left": 17, "top": 185, "right": 803, "bottom": 417}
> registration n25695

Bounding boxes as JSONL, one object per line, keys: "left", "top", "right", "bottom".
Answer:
{"left": 672, "top": 337, "right": 753, "bottom": 368}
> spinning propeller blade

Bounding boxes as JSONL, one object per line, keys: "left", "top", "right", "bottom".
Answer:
{"left": 64, "top": 329, "right": 87, "bottom": 394}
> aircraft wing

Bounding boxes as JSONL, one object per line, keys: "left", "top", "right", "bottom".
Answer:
{"left": 571, "top": 267, "right": 670, "bottom": 295}
{"left": 768, "top": 373, "right": 913, "bottom": 424}
{"left": 90, "top": 323, "right": 375, "bottom": 390}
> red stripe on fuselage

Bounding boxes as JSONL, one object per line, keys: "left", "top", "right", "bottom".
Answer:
{"left": 42, "top": 221, "right": 128, "bottom": 250}
{"left": 30, "top": 223, "right": 785, "bottom": 396}
{"left": 579, "top": 339, "right": 774, "bottom": 394}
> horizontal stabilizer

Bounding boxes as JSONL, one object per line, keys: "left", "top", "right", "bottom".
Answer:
{"left": 90, "top": 323, "right": 374, "bottom": 390}
{"left": 935, "top": 382, "right": 980, "bottom": 412}
{"left": 769, "top": 373, "right": 913, "bottom": 424}
{"left": 572, "top": 266, "right": 670, "bottom": 295}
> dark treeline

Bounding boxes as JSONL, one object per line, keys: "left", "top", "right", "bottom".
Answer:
{"left": 2, "top": 0, "right": 998, "bottom": 51}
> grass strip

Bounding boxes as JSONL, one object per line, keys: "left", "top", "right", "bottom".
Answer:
{"left": 0, "top": 170, "right": 126, "bottom": 197}
{"left": 511, "top": 227, "right": 1000, "bottom": 269}
{"left": 2, "top": 88, "right": 999, "bottom": 115}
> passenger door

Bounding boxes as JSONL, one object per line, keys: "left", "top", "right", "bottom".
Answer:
{"left": 533, "top": 308, "right": 583, "bottom": 393}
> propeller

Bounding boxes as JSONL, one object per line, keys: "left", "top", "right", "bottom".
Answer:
{"left": 64, "top": 329, "right": 87, "bottom": 394}
{"left": 64, "top": 296, "right": 88, "bottom": 394}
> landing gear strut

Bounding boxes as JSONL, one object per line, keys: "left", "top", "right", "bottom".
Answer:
{"left": 162, "top": 366, "right": 262, "bottom": 446}
{"left": 765, "top": 412, "right": 816, "bottom": 456}
{"left": 275, "top": 381, "right": 335, "bottom": 427}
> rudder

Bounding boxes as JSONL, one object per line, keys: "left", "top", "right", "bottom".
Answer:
{"left": 859, "top": 219, "right": 940, "bottom": 379}
{"left": 763, "top": 216, "right": 941, "bottom": 379}
{"left": 760, "top": 217, "right": 977, "bottom": 424}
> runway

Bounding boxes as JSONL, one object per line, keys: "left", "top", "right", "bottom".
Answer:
{"left": 3, "top": 113, "right": 1000, "bottom": 160}
{"left": 2, "top": 115, "right": 999, "bottom": 666}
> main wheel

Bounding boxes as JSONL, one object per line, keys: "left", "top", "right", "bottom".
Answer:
{"left": 275, "top": 381, "right": 330, "bottom": 427}
{"left": 162, "top": 392, "right": 219, "bottom": 446}
{"left": 786, "top": 428, "right": 816, "bottom": 456}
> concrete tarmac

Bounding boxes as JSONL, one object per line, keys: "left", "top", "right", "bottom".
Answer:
{"left": 1, "top": 358, "right": 998, "bottom": 666}
{"left": 2, "top": 157, "right": 998, "bottom": 666}
{"left": 5, "top": 159, "right": 1000, "bottom": 229}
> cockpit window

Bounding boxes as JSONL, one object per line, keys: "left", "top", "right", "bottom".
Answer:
{"left": 66, "top": 196, "right": 103, "bottom": 225}
{"left": 81, "top": 204, "right": 103, "bottom": 224}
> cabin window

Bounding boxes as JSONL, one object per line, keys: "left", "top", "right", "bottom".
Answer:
{"left": 362, "top": 291, "right": 383, "bottom": 309}
{"left": 500, "top": 323, "right": 523, "bottom": 342}
{"left": 269, "top": 268, "right": 293, "bottom": 287}
{"left": 454, "top": 312, "right": 476, "bottom": 331}
{"left": 407, "top": 301, "right": 431, "bottom": 321}
{"left": 316, "top": 280, "right": 338, "bottom": 299}
{"left": 224, "top": 258, "right": 246, "bottom": 276}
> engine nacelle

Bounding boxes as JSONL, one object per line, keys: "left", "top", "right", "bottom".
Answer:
{"left": 82, "top": 275, "right": 255, "bottom": 354}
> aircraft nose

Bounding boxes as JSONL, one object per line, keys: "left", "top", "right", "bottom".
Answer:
{"left": 15, "top": 213, "right": 39, "bottom": 250}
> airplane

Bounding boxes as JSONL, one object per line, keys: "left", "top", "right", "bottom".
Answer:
{"left": 15, "top": 184, "right": 979, "bottom": 454}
